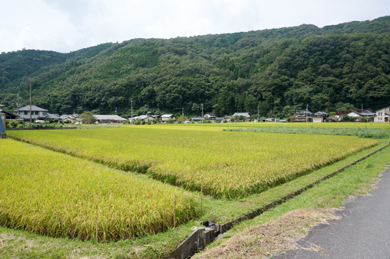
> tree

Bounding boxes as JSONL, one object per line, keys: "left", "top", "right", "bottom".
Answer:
{"left": 79, "top": 111, "right": 96, "bottom": 124}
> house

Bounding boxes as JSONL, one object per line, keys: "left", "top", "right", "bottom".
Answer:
{"left": 189, "top": 117, "right": 204, "bottom": 122}
{"left": 374, "top": 107, "right": 390, "bottom": 123}
{"left": 346, "top": 111, "right": 362, "bottom": 120}
{"left": 93, "top": 115, "right": 127, "bottom": 124}
{"left": 360, "top": 109, "right": 376, "bottom": 122}
{"left": 129, "top": 115, "right": 155, "bottom": 123}
{"left": 232, "top": 112, "right": 251, "bottom": 120}
{"left": 161, "top": 114, "right": 175, "bottom": 122}
{"left": 46, "top": 113, "right": 60, "bottom": 121}
{"left": 0, "top": 105, "right": 19, "bottom": 120}
{"left": 204, "top": 113, "right": 216, "bottom": 120}
{"left": 293, "top": 110, "right": 313, "bottom": 122}
{"left": 313, "top": 111, "right": 329, "bottom": 123}
{"left": 16, "top": 105, "right": 48, "bottom": 121}
{"left": 223, "top": 115, "right": 232, "bottom": 122}
{"left": 60, "top": 114, "right": 81, "bottom": 123}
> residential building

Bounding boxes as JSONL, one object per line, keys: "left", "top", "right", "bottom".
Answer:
{"left": 313, "top": 111, "right": 329, "bottom": 123}
{"left": 46, "top": 113, "right": 60, "bottom": 120}
{"left": 293, "top": 110, "right": 313, "bottom": 122}
{"left": 374, "top": 107, "right": 390, "bottom": 123}
{"left": 0, "top": 105, "right": 19, "bottom": 120}
{"left": 204, "top": 113, "right": 216, "bottom": 120}
{"left": 360, "top": 109, "right": 376, "bottom": 122}
{"left": 93, "top": 115, "right": 127, "bottom": 124}
{"left": 161, "top": 114, "right": 175, "bottom": 122}
{"left": 16, "top": 105, "right": 48, "bottom": 121}
{"left": 232, "top": 112, "right": 251, "bottom": 120}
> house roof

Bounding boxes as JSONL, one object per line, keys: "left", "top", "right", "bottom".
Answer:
{"left": 46, "top": 113, "right": 60, "bottom": 119}
{"left": 191, "top": 117, "right": 204, "bottom": 121}
{"left": 18, "top": 105, "right": 48, "bottom": 112}
{"left": 93, "top": 115, "right": 127, "bottom": 121}
{"left": 0, "top": 108, "right": 18, "bottom": 117}
{"left": 233, "top": 112, "right": 250, "bottom": 117}
{"left": 298, "top": 110, "right": 313, "bottom": 114}
{"left": 161, "top": 114, "right": 174, "bottom": 118}
{"left": 205, "top": 112, "right": 216, "bottom": 116}
{"left": 314, "top": 111, "right": 329, "bottom": 115}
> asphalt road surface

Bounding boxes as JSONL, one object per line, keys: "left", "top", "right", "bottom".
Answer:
{"left": 274, "top": 167, "right": 390, "bottom": 259}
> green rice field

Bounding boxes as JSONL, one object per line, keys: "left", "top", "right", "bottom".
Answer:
{"left": 8, "top": 127, "right": 378, "bottom": 198}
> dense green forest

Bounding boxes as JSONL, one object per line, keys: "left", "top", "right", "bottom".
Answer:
{"left": 1, "top": 16, "right": 389, "bottom": 118}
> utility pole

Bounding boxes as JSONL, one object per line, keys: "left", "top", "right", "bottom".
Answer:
{"left": 257, "top": 105, "right": 259, "bottom": 122}
{"left": 182, "top": 107, "right": 184, "bottom": 116}
{"left": 16, "top": 92, "right": 20, "bottom": 116}
{"left": 201, "top": 103, "right": 204, "bottom": 123}
{"left": 115, "top": 107, "right": 117, "bottom": 115}
{"left": 131, "top": 99, "right": 133, "bottom": 126}
{"left": 29, "top": 79, "right": 32, "bottom": 124}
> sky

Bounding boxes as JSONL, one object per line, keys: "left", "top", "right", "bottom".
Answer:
{"left": 0, "top": 0, "right": 389, "bottom": 53}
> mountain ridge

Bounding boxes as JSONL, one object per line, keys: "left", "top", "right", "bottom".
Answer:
{"left": 1, "top": 15, "right": 389, "bottom": 118}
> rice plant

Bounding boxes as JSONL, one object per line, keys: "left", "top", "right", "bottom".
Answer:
{"left": 0, "top": 139, "right": 196, "bottom": 241}
{"left": 8, "top": 128, "right": 378, "bottom": 198}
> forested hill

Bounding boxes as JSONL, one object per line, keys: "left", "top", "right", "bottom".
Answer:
{"left": 1, "top": 16, "right": 390, "bottom": 118}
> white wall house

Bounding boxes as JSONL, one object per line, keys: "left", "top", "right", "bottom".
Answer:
{"left": 347, "top": 111, "right": 362, "bottom": 121}
{"left": 313, "top": 111, "right": 329, "bottom": 123}
{"left": 93, "top": 115, "right": 127, "bottom": 124}
{"left": 374, "top": 107, "right": 389, "bottom": 123}
{"left": 161, "top": 114, "right": 175, "bottom": 122}
{"left": 204, "top": 113, "right": 216, "bottom": 119}
{"left": 232, "top": 112, "right": 251, "bottom": 119}
{"left": 16, "top": 105, "right": 48, "bottom": 121}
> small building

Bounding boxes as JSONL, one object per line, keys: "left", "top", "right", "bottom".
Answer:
{"left": 129, "top": 115, "right": 155, "bottom": 123}
{"left": 223, "top": 115, "right": 232, "bottom": 122}
{"left": 374, "top": 107, "right": 390, "bottom": 123}
{"left": 161, "top": 114, "right": 175, "bottom": 122}
{"left": 190, "top": 117, "right": 204, "bottom": 122}
{"left": 60, "top": 114, "right": 81, "bottom": 123}
{"left": 204, "top": 113, "right": 216, "bottom": 120}
{"left": 313, "top": 111, "right": 329, "bottom": 123}
{"left": 232, "top": 112, "right": 251, "bottom": 120}
{"left": 293, "top": 110, "right": 313, "bottom": 122}
{"left": 360, "top": 109, "right": 376, "bottom": 122}
{"left": 46, "top": 113, "right": 60, "bottom": 121}
{"left": 346, "top": 111, "right": 362, "bottom": 120}
{"left": 0, "top": 106, "right": 19, "bottom": 120}
{"left": 93, "top": 115, "right": 127, "bottom": 124}
{"left": 16, "top": 105, "right": 48, "bottom": 121}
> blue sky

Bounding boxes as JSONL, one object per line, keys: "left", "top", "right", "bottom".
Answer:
{"left": 0, "top": 0, "right": 389, "bottom": 53}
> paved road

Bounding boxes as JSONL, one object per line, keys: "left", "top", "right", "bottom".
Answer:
{"left": 274, "top": 168, "right": 390, "bottom": 259}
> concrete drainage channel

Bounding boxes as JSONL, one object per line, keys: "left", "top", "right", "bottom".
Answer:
{"left": 167, "top": 143, "right": 390, "bottom": 259}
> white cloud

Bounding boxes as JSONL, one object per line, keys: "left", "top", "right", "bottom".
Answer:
{"left": 0, "top": 0, "right": 389, "bottom": 53}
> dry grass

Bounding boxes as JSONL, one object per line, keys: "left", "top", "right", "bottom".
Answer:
{"left": 195, "top": 208, "right": 340, "bottom": 259}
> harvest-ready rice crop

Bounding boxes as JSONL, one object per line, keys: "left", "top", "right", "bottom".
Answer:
{"left": 9, "top": 128, "right": 378, "bottom": 198}
{"left": 0, "top": 139, "right": 196, "bottom": 241}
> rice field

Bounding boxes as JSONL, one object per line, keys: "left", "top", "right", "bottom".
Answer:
{"left": 225, "top": 127, "right": 390, "bottom": 139}
{"left": 8, "top": 128, "right": 378, "bottom": 198}
{"left": 0, "top": 139, "right": 196, "bottom": 241}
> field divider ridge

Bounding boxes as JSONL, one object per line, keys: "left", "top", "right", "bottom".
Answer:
{"left": 166, "top": 141, "right": 390, "bottom": 259}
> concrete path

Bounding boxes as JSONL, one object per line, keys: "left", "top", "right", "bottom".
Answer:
{"left": 274, "top": 168, "right": 390, "bottom": 259}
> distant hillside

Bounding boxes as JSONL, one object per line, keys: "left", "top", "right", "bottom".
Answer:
{"left": 1, "top": 16, "right": 389, "bottom": 118}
